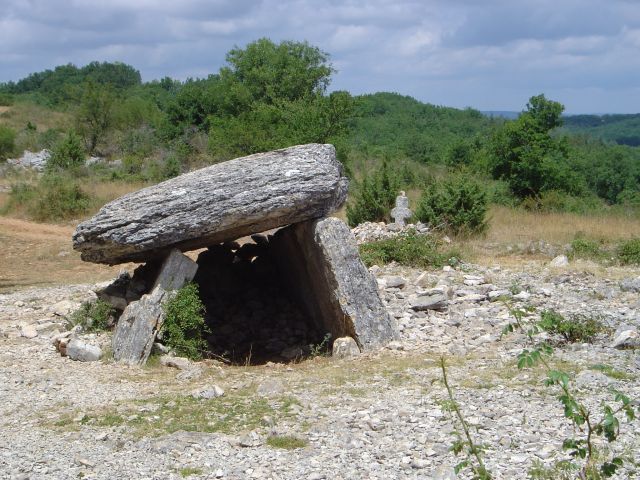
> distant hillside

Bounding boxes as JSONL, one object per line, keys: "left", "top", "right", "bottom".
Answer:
{"left": 349, "top": 92, "right": 499, "bottom": 163}
{"left": 482, "top": 111, "right": 520, "bottom": 120}
{"left": 560, "top": 114, "right": 640, "bottom": 147}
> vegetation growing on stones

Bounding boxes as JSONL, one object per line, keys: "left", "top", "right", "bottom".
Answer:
{"left": 69, "top": 299, "right": 115, "bottom": 332}
{"left": 161, "top": 283, "right": 209, "bottom": 360}
{"left": 501, "top": 308, "right": 640, "bottom": 479}
{"left": 359, "top": 231, "right": 460, "bottom": 269}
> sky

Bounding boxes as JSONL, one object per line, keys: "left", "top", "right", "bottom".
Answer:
{"left": 1, "top": 0, "right": 639, "bottom": 114}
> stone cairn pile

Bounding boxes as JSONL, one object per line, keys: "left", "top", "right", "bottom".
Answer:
{"left": 351, "top": 192, "right": 430, "bottom": 244}
{"left": 73, "top": 144, "right": 397, "bottom": 365}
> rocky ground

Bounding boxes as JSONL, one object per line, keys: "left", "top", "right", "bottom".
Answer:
{"left": 1, "top": 256, "right": 640, "bottom": 479}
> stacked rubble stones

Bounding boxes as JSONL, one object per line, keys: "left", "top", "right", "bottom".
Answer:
{"left": 73, "top": 144, "right": 397, "bottom": 365}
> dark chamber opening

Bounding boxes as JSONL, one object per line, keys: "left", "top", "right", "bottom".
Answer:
{"left": 193, "top": 236, "right": 327, "bottom": 365}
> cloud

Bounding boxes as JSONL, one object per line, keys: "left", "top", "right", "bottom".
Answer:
{"left": 0, "top": 0, "right": 638, "bottom": 112}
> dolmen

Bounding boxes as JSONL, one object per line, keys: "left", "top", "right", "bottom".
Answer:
{"left": 73, "top": 144, "right": 397, "bottom": 365}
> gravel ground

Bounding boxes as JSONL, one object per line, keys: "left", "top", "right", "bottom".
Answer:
{"left": 1, "top": 259, "right": 639, "bottom": 479}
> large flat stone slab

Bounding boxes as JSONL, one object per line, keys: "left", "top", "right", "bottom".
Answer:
{"left": 73, "top": 144, "right": 348, "bottom": 265}
{"left": 272, "top": 217, "right": 397, "bottom": 350}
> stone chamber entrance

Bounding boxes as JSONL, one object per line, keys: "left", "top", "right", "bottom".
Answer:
{"left": 193, "top": 234, "right": 328, "bottom": 365}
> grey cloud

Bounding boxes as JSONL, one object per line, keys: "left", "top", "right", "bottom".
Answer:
{"left": 0, "top": 0, "right": 638, "bottom": 112}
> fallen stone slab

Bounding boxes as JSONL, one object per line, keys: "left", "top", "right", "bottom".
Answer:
{"left": 112, "top": 249, "right": 198, "bottom": 365}
{"left": 73, "top": 144, "right": 348, "bottom": 264}
{"left": 271, "top": 217, "right": 397, "bottom": 350}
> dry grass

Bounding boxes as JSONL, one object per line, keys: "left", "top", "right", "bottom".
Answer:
{"left": 89, "top": 179, "right": 148, "bottom": 205}
{"left": 0, "top": 101, "right": 72, "bottom": 133}
{"left": 0, "top": 216, "right": 133, "bottom": 292}
{"left": 484, "top": 206, "right": 640, "bottom": 245}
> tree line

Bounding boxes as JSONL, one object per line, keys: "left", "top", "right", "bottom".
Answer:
{"left": 1, "top": 38, "right": 639, "bottom": 225}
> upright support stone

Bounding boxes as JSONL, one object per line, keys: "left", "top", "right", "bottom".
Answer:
{"left": 112, "top": 249, "right": 198, "bottom": 365}
{"left": 271, "top": 217, "right": 397, "bottom": 351}
{"left": 390, "top": 191, "right": 412, "bottom": 228}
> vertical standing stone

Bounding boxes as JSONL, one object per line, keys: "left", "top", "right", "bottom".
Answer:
{"left": 112, "top": 249, "right": 198, "bottom": 365}
{"left": 271, "top": 217, "right": 397, "bottom": 351}
{"left": 390, "top": 191, "right": 412, "bottom": 228}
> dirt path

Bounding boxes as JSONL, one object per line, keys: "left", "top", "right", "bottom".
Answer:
{"left": 0, "top": 217, "right": 130, "bottom": 291}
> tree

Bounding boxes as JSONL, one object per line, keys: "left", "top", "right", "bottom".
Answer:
{"left": 488, "top": 94, "right": 581, "bottom": 199}
{"left": 221, "top": 38, "right": 334, "bottom": 105}
{"left": 76, "top": 81, "right": 115, "bottom": 154}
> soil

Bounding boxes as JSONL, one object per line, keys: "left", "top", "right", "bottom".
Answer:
{"left": 0, "top": 217, "right": 132, "bottom": 292}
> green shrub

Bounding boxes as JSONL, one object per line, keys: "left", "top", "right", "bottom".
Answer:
{"left": 346, "top": 158, "right": 400, "bottom": 226}
{"left": 2, "top": 174, "right": 93, "bottom": 221}
{"left": 0, "top": 124, "right": 16, "bottom": 160}
{"left": 415, "top": 176, "right": 488, "bottom": 235}
{"left": 47, "top": 130, "right": 85, "bottom": 171}
{"left": 538, "top": 310, "right": 605, "bottom": 343}
{"left": 0, "top": 92, "right": 13, "bottom": 106}
{"left": 70, "top": 300, "right": 115, "bottom": 332}
{"left": 521, "top": 190, "right": 605, "bottom": 215}
{"left": 162, "top": 283, "right": 209, "bottom": 360}
{"left": 617, "top": 238, "right": 640, "bottom": 265}
{"left": 359, "top": 231, "right": 460, "bottom": 269}
{"left": 266, "top": 435, "right": 308, "bottom": 450}
{"left": 569, "top": 235, "right": 607, "bottom": 261}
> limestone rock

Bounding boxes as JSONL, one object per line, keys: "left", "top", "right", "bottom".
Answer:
{"left": 20, "top": 324, "right": 38, "bottom": 339}
{"left": 611, "top": 325, "right": 639, "bottom": 349}
{"left": 73, "top": 144, "right": 348, "bottom": 264}
{"left": 620, "top": 277, "right": 640, "bottom": 293}
{"left": 112, "top": 249, "right": 198, "bottom": 365}
{"left": 332, "top": 336, "right": 361, "bottom": 358}
{"left": 66, "top": 339, "right": 102, "bottom": 362}
{"left": 410, "top": 294, "right": 448, "bottom": 311}
{"left": 159, "top": 355, "right": 192, "bottom": 370}
{"left": 271, "top": 217, "right": 397, "bottom": 350}
{"left": 549, "top": 255, "right": 569, "bottom": 267}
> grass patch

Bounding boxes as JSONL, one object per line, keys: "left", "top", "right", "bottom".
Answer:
{"left": 179, "top": 467, "right": 203, "bottom": 477}
{"left": 47, "top": 390, "right": 296, "bottom": 439}
{"left": 359, "top": 230, "right": 460, "bottom": 269}
{"left": 588, "top": 364, "right": 636, "bottom": 381}
{"left": 266, "top": 435, "right": 308, "bottom": 450}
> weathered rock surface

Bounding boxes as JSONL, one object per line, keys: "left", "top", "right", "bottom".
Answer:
{"left": 66, "top": 338, "right": 102, "bottom": 362}
{"left": 332, "top": 336, "right": 361, "bottom": 358}
{"left": 112, "top": 250, "right": 198, "bottom": 365}
{"left": 272, "top": 217, "right": 397, "bottom": 350}
{"left": 73, "top": 144, "right": 348, "bottom": 264}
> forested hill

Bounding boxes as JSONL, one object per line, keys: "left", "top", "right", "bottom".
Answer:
{"left": 348, "top": 93, "right": 499, "bottom": 164}
{"left": 560, "top": 114, "right": 640, "bottom": 147}
{"left": 2, "top": 44, "right": 640, "bottom": 224}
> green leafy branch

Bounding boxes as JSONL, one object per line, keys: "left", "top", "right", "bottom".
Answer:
{"left": 508, "top": 310, "right": 639, "bottom": 479}
{"left": 439, "top": 356, "right": 493, "bottom": 480}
